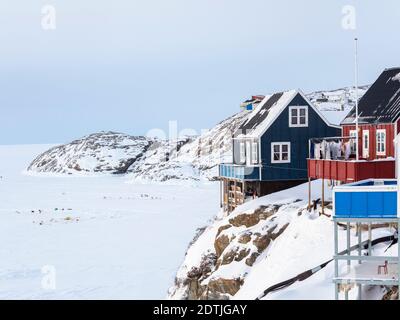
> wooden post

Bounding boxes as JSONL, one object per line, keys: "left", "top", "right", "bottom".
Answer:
{"left": 234, "top": 180, "right": 237, "bottom": 211}
{"left": 219, "top": 180, "right": 223, "bottom": 208}
{"left": 321, "top": 178, "right": 325, "bottom": 215}
{"left": 308, "top": 177, "right": 311, "bottom": 211}
{"left": 242, "top": 181, "right": 246, "bottom": 205}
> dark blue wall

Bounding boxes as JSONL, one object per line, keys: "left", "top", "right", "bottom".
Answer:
{"left": 260, "top": 93, "right": 341, "bottom": 181}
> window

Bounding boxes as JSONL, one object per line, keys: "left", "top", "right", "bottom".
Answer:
{"left": 363, "top": 132, "right": 369, "bottom": 149}
{"left": 349, "top": 130, "right": 357, "bottom": 154}
{"left": 289, "top": 106, "right": 308, "bottom": 127}
{"left": 271, "top": 142, "right": 291, "bottom": 163}
{"left": 376, "top": 129, "right": 386, "bottom": 155}
{"left": 239, "top": 142, "right": 246, "bottom": 163}
{"left": 252, "top": 142, "right": 258, "bottom": 164}
{"left": 246, "top": 141, "right": 251, "bottom": 165}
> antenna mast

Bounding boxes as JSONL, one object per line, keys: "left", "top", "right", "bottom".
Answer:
{"left": 354, "top": 38, "right": 359, "bottom": 161}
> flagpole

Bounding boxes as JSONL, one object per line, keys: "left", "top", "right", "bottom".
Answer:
{"left": 355, "top": 38, "right": 359, "bottom": 161}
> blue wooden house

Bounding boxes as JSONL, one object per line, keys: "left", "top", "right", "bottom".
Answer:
{"left": 219, "top": 89, "right": 341, "bottom": 212}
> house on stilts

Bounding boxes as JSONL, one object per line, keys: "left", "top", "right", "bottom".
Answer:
{"left": 308, "top": 68, "right": 400, "bottom": 184}
{"left": 307, "top": 67, "right": 400, "bottom": 210}
{"left": 219, "top": 89, "right": 341, "bottom": 213}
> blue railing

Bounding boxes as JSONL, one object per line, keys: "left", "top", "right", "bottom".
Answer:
{"left": 219, "top": 163, "right": 260, "bottom": 180}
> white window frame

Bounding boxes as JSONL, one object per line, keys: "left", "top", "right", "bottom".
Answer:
{"left": 289, "top": 106, "right": 308, "bottom": 128}
{"left": 362, "top": 130, "right": 369, "bottom": 158}
{"left": 376, "top": 129, "right": 386, "bottom": 156}
{"left": 246, "top": 141, "right": 251, "bottom": 165}
{"left": 252, "top": 142, "right": 258, "bottom": 164}
{"left": 239, "top": 142, "right": 246, "bottom": 163}
{"left": 271, "top": 142, "right": 291, "bottom": 164}
{"left": 349, "top": 130, "right": 357, "bottom": 154}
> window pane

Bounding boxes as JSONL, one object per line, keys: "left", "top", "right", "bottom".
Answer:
{"left": 282, "top": 145, "right": 288, "bottom": 152}
{"left": 299, "top": 116, "right": 306, "bottom": 124}
{"left": 274, "top": 145, "right": 280, "bottom": 152}
{"left": 282, "top": 152, "right": 288, "bottom": 160}
{"left": 273, "top": 153, "right": 280, "bottom": 161}
{"left": 291, "top": 109, "right": 298, "bottom": 116}
{"left": 300, "top": 109, "right": 306, "bottom": 116}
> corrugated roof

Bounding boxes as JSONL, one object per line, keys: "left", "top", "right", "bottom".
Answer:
{"left": 342, "top": 67, "right": 400, "bottom": 125}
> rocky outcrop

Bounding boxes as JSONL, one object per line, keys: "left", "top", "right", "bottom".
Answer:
{"left": 27, "top": 132, "right": 152, "bottom": 175}
{"left": 228, "top": 205, "right": 281, "bottom": 228}
{"left": 170, "top": 202, "right": 295, "bottom": 300}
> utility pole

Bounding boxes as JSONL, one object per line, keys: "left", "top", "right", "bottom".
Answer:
{"left": 354, "top": 38, "right": 360, "bottom": 161}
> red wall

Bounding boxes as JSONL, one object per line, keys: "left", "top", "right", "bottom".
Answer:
{"left": 342, "top": 123, "right": 395, "bottom": 160}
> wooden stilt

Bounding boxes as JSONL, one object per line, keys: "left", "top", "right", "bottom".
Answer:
{"left": 234, "top": 180, "right": 237, "bottom": 211}
{"left": 308, "top": 177, "right": 311, "bottom": 211}
{"left": 219, "top": 180, "right": 223, "bottom": 208}
{"left": 322, "top": 178, "right": 325, "bottom": 215}
{"left": 243, "top": 181, "right": 246, "bottom": 205}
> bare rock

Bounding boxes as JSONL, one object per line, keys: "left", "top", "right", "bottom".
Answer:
{"left": 238, "top": 233, "right": 252, "bottom": 244}
{"left": 245, "top": 252, "right": 260, "bottom": 266}
{"left": 216, "top": 224, "right": 232, "bottom": 238}
{"left": 229, "top": 205, "right": 281, "bottom": 228}
{"left": 206, "top": 278, "right": 244, "bottom": 297}
{"left": 214, "top": 235, "right": 230, "bottom": 258}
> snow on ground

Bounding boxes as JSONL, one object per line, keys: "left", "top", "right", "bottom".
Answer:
{"left": 235, "top": 197, "right": 396, "bottom": 300}
{"left": 0, "top": 144, "right": 219, "bottom": 299}
{"left": 170, "top": 178, "right": 397, "bottom": 300}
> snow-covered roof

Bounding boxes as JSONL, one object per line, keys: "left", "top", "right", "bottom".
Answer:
{"left": 236, "top": 90, "right": 298, "bottom": 138}
{"left": 342, "top": 67, "right": 400, "bottom": 125}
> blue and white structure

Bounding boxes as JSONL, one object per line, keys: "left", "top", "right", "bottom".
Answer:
{"left": 332, "top": 139, "right": 400, "bottom": 300}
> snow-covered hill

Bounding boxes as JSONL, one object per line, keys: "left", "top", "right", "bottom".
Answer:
{"left": 127, "top": 111, "right": 249, "bottom": 182}
{"left": 307, "top": 85, "right": 369, "bottom": 126}
{"left": 27, "top": 111, "right": 249, "bottom": 181}
{"left": 27, "top": 132, "right": 151, "bottom": 175}
{"left": 27, "top": 86, "right": 368, "bottom": 181}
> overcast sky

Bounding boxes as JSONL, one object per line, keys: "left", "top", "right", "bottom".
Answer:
{"left": 1, "top": 0, "right": 400, "bottom": 144}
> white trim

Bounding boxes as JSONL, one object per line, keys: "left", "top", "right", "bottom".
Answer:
{"left": 251, "top": 142, "right": 258, "bottom": 164}
{"left": 271, "top": 142, "right": 291, "bottom": 164}
{"left": 333, "top": 178, "right": 397, "bottom": 192}
{"left": 376, "top": 129, "right": 386, "bottom": 156}
{"left": 246, "top": 90, "right": 298, "bottom": 139}
{"left": 253, "top": 89, "right": 341, "bottom": 140}
{"left": 362, "top": 130, "right": 370, "bottom": 158}
{"left": 349, "top": 129, "right": 357, "bottom": 154}
{"left": 239, "top": 142, "right": 246, "bottom": 163}
{"left": 289, "top": 105, "right": 308, "bottom": 127}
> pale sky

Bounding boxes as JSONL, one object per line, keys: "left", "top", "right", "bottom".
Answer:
{"left": 1, "top": 0, "right": 400, "bottom": 144}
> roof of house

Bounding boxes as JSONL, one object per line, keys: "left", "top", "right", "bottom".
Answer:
{"left": 236, "top": 90, "right": 298, "bottom": 138}
{"left": 342, "top": 67, "right": 400, "bottom": 125}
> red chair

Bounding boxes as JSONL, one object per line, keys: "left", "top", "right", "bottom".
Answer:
{"left": 378, "top": 261, "right": 388, "bottom": 275}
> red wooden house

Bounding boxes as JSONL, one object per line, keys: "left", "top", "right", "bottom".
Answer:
{"left": 308, "top": 67, "right": 400, "bottom": 183}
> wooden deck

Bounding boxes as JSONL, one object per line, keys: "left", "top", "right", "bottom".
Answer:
{"left": 307, "top": 158, "right": 395, "bottom": 182}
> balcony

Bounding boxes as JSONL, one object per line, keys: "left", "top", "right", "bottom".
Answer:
{"left": 308, "top": 158, "right": 395, "bottom": 182}
{"left": 307, "top": 136, "right": 395, "bottom": 182}
{"left": 219, "top": 163, "right": 260, "bottom": 180}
